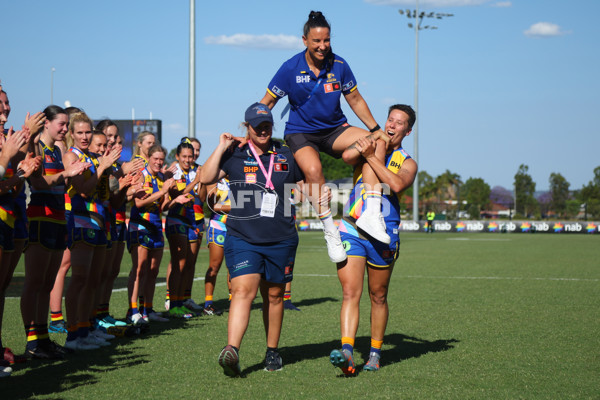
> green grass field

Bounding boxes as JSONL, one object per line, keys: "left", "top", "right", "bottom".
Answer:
{"left": 1, "top": 232, "right": 599, "bottom": 399}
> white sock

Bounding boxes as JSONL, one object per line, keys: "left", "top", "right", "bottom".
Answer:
{"left": 318, "top": 209, "right": 337, "bottom": 233}
{"left": 364, "top": 191, "right": 382, "bottom": 215}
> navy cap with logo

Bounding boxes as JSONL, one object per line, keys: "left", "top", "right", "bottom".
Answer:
{"left": 245, "top": 102, "right": 273, "bottom": 129}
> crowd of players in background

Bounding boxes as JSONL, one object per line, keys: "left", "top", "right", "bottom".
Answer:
{"left": 0, "top": 82, "right": 275, "bottom": 377}
{"left": 1, "top": 9, "right": 420, "bottom": 378}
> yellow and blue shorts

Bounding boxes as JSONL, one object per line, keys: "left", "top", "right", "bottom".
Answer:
{"left": 206, "top": 226, "right": 226, "bottom": 247}
{"left": 340, "top": 231, "right": 399, "bottom": 268}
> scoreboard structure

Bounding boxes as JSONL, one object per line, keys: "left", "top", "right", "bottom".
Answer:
{"left": 98, "top": 119, "right": 162, "bottom": 162}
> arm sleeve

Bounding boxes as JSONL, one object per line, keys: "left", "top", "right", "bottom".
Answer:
{"left": 266, "top": 62, "right": 290, "bottom": 99}
{"left": 339, "top": 58, "right": 358, "bottom": 95}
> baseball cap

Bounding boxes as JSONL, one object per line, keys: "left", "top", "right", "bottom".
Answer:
{"left": 245, "top": 102, "right": 273, "bottom": 129}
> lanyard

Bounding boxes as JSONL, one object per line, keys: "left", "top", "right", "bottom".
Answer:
{"left": 248, "top": 141, "right": 275, "bottom": 190}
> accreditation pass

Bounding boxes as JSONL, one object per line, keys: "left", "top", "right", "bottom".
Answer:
{"left": 260, "top": 192, "right": 277, "bottom": 218}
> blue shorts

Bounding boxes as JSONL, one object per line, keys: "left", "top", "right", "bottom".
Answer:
{"left": 190, "top": 220, "right": 205, "bottom": 242}
{"left": 128, "top": 229, "right": 164, "bottom": 251}
{"left": 68, "top": 227, "right": 108, "bottom": 248}
{"left": 340, "top": 231, "right": 399, "bottom": 268}
{"left": 28, "top": 220, "right": 67, "bottom": 251}
{"left": 13, "top": 216, "right": 28, "bottom": 241}
{"left": 114, "top": 222, "right": 127, "bottom": 242}
{"left": 166, "top": 223, "right": 189, "bottom": 238}
{"left": 0, "top": 220, "right": 14, "bottom": 251}
{"left": 206, "top": 226, "right": 226, "bottom": 247}
{"left": 224, "top": 234, "right": 298, "bottom": 284}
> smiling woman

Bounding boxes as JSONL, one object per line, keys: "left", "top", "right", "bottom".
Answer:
{"left": 201, "top": 102, "right": 305, "bottom": 376}
{"left": 259, "top": 11, "right": 392, "bottom": 265}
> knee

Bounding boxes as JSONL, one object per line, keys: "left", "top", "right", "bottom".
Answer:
{"left": 268, "top": 292, "right": 283, "bottom": 305}
{"left": 369, "top": 288, "right": 388, "bottom": 306}
{"left": 206, "top": 265, "right": 219, "bottom": 277}
{"left": 303, "top": 164, "right": 324, "bottom": 184}
{"left": 341, "top": 286, "right": 362, "bottom": 302}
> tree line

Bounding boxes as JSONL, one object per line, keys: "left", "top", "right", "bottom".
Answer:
{"left": 318, "top": 154, "right": 600, "bottom": 220}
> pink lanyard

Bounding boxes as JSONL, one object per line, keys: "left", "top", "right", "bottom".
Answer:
{"left": 248, "top": 141, "right": 275, "bottom": 190}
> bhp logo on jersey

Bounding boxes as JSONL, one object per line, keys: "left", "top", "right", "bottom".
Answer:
{"left": 296, "top": 75, "right": 310, "bottom": 84}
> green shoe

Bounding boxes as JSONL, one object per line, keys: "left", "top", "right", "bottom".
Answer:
{"left": 363, "top": 352, "right": 381, "bottom": 371}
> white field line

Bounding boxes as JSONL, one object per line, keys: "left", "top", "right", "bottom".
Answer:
{"left": 292, "top": 273, "right": 600, "bottom": 282}
{"left": 7, "top": 273, "right": 597, "bottom": 300}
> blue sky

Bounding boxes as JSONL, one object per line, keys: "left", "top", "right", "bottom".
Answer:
{"left": 2, "top": 0, "right": 598, "bottom": 190}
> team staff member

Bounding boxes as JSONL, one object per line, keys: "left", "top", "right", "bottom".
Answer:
{"left": 260, "top": 11, "right": 390, "bottom": 264}
{"left": 202, "top": 103, "right": 304, "bottom": 376}
{"left": 330, "top": 104, "right": 417, "bottom": 375}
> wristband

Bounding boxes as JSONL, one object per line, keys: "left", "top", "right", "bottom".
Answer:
{"left": 369, "top": 124, "right": 381, "bottom": 133}
{"left": 16, "top": 168, "right": 26, "bottom": 181}
{"left": 0, "top": 165, "right": 5, "bottom": 179}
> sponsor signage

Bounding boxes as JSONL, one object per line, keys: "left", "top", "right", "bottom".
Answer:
{"left": 294, "top": 220, "right": 600, "bottom": 234}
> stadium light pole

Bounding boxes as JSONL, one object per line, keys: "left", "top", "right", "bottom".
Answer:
{"left": 399, "top": 3, "right": 453, "bottom": 222}
{"left": 50, "top": 67, "right": 55, "bottom": 104}
{"left": 188, "top": 0, "right": 196, "bottom": 138}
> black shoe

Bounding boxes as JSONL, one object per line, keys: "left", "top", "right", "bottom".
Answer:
{"left": 26, "top": 345, "right": 64, "bottom": 360}
{"left": 44, "top": 340, "right": 74, "bottom": 355}
{"left": 264, "top": 349, "right": 282, "bottom": 372}
{"left": 202, "top": 304, "right": 223, "bottom": 316}
{"left": 284, "top": 300, "right": 301, "bottom": 311}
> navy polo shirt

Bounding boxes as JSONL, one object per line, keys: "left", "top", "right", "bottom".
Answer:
{"left": 266, "top": 50, "right": 357, "bottom": 135}
{"left": 220, "top": 141, "right": 304, "bottom": 244}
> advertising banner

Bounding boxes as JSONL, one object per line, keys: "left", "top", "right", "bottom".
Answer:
{"left": 294, "top": 220, "right": 600, "bottom": 234}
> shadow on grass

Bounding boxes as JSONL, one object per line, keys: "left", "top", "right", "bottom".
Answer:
{"left": 242, "top": 333, "right": 459, "bottom": 377}
{"left": 4, "top": 276, "right": 167, "bottom": 299}
{"left": 0, "top": 316, "right": 202, "bottom": 400}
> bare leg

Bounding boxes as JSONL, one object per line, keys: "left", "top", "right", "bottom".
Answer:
{"left": 259, "top": 281, "right": 285, "bottom": 349}
{"left": 205, "top": 243, "right": 224, "bottom": 303}
{"left": 227, "top": 273, "right": 260, "bottom": 349}
{"left": 145, "top": 248, "right": 164, "bottom": 311}
{"left": 367, "top": 263, "right": 394, "bottom": 342}
{"left": 49, "top": 249, "right": 70, "bottom": 317}
{"left": 336, "top": 257, "right": 366, "bottom": 341}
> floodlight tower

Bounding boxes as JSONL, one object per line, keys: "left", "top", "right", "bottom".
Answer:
{"left": 188, "top": 0, "right": 196, "bottom": 138}
{"left": 50, "top": 67, "right": 56, "bottom": 104}
{"left": 399, "top": 2, "right": 453, "bottom": 222}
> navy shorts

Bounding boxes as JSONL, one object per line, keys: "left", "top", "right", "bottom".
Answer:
{"left": 114, "top": 222, "right": 127, "bottom": 242}
{"left": 284, "top": 123, "right": 351, "bottom": 158}
{"left": 29, "top": 220, "right": 67, "bottom": 251}
{"left": 189, "top": 220, "right": 205, "bottom": 242}
{"left": 0, "top": 220, "right": 14, "bottom": 251}
{"left": 68, "top": 227, "right": 108, "bottom": 248}
{"left": 224, "top": 234, "right": 298, "bottom": 284}
{"left": 13, "top": 216, "right": 28, "bottom": 241}
{"left": 128, "top": 229, "right": 164, "bottom": 251}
